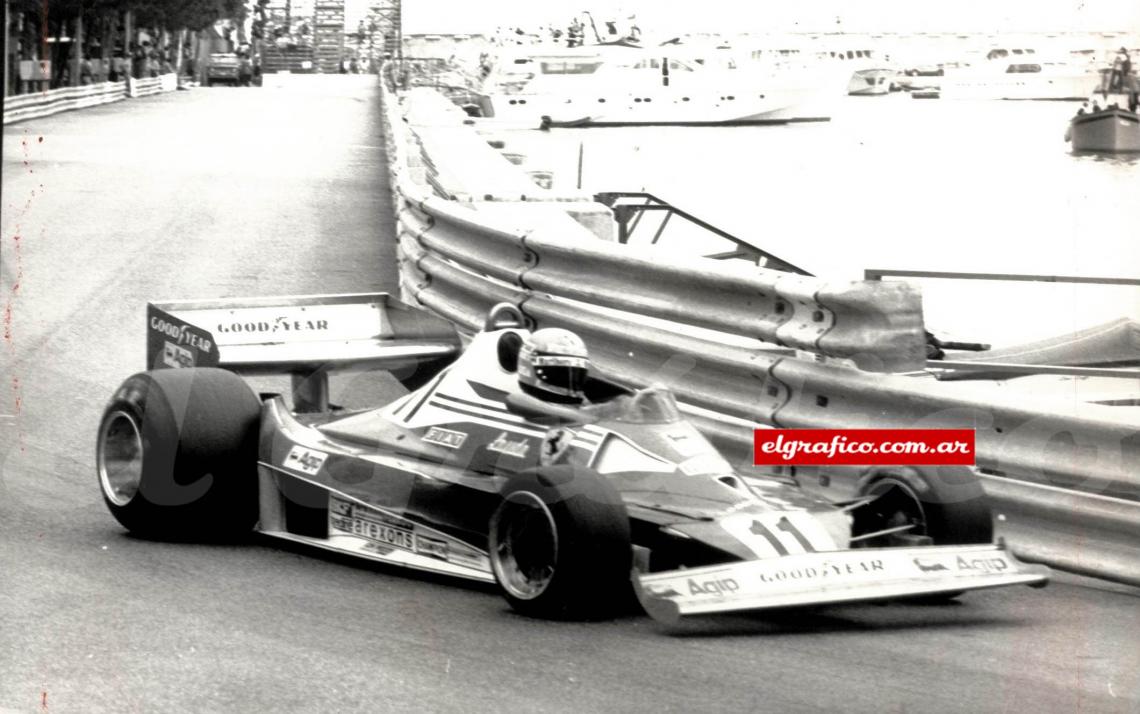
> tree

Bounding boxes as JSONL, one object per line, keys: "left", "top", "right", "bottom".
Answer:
{"left": 129, "top": 1, "right": 249, "bottom": 32}
{"left": 10, "top": 0, "right": 247, "bottom": 33}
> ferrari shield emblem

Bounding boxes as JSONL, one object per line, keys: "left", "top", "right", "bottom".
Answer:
{"left": 540, "top": 428, "right": 575, "bottom": 466}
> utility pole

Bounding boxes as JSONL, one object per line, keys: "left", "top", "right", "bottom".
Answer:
{"left": 124, "top": 9, "right": 132, "bottom": 70}
{"left": 4, "top": 0, "right": 10, "bottom": 98}
{"left": 71, "top": 13, "right": 82, "bottom": 86}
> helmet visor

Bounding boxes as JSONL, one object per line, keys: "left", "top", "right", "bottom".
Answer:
{"left": 531, "top": 355, "right": 589, "bottom": 398}
{"left": 534, "top": 366, "right": 587, "bottom": 397}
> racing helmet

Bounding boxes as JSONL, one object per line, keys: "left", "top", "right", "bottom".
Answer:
{"left": 517, "top": 328, "right": 589, "bottom": 403}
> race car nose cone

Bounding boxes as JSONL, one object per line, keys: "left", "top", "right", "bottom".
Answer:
{"left": 98, "top": 411, "right": 144, "bottom": 507}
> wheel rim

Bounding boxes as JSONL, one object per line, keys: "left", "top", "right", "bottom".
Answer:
{"left": 862, "top": 477, "right": 928, "bottom": 547}
{"left": 98, "top": 411, "right": 144, "bottom": 507}
{"left": 490, "top": 492, "right": 558, "bottom": 600}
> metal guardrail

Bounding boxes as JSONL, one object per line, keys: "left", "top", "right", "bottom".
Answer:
{"left": 866, "top": 268, "right": 1140, "bottom": 286}
{"left": 401, "top": 190, "right": 928, "bottom": 372}
{"left": 386, "top": 79, "right": 927, "bottom": 372}
{"left": 379, "top": 69, "right": 1140, "bottom": 586}
{"left": 930, "top": 361, "right": 1140, "bottom": 379}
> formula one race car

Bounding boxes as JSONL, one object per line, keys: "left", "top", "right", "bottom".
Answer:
{"left": 97, "top": 293, "right": 1049, "bottom": 623}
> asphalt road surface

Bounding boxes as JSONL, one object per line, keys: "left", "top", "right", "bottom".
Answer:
{"left": 2, "top": 78, "right": 1138, "bottom": 714}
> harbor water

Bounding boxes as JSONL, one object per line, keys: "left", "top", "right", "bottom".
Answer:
{"left": 511, "top": 95, "right": 1139, "bottom": 349}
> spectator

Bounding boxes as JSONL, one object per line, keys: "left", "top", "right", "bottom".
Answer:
{"left": 238, "top": 52, "right": 253, "bottom": 86}
{"left": 132, "top": 44, "right": 148, "bottom": 79}
{"left": 109, "top": 52, "right": 125, "bottom": 81}
{"left": 1119, "top": 49, "right": 1135, "bottom": 111}
{"left": 567, "top": 18, "right": 584, "bottom": 47}
{"left": 1109, "top": 48, "right": 1130, "bottom": 92}
{"left": 80, "top": 55, "right": 95, "bottom": 85}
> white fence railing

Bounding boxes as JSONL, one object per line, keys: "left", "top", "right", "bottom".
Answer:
{"left": 381, "top": 70, "right": 1140, "bottom": 586}
{"left": 128, "top": 73, "right": 178, "bottom": 98}
{"left": 4, "top": 74, "right": 179, "bottom": 125}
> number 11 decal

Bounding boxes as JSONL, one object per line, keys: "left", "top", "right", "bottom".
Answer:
{"left": 750, "top": 516, "right": 816, "bottom": 555}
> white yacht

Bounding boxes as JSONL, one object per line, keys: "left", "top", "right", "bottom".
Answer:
{"left": 734, "top": 42, "right": 897, "bottom": 97}
{"left": 832, "top": 51, "right": 898, "bottom": 96}
{"left": 939, "top": 48, "right": 1101, "bottom": 100}
{"left": 469, "top": 42, "right": 840, "bottom": 127}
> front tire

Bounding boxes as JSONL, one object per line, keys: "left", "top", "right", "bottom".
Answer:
{"left": 853, "top": 466, "right": 994, "bottom": 547}
{"left": 96, "top": 368, "right": 262, "bottom": 539}
{"left": 489, "top": 466, "right": 631, "bottom": 620}
{"left": 854, "top": 466, "right": 993, "bottom": 603}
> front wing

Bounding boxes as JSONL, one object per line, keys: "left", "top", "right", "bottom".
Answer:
{"left": 634, "top": 543, "right": 1049, "bottom": 624}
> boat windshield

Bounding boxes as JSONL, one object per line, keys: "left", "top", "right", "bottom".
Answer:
{"left": 539, "top": 60, "right": 602, "bottom": 75}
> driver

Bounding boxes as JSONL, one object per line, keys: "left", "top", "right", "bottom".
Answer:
{"left": 516, "top": 328, "right": 590, "bottom": 405}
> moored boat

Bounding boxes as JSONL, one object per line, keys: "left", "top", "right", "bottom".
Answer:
{"left": 1066, "top": 65, "right": 1140, "bottom": 152}
{"left": 939, "top": 47, "right": 1102, "bottom": 100}
{"left": 848, "top": 68, "right": 896, "bottom": 96}
{"left": 471, "top": 41, "right": 839, "bottom": 127}
{"left": 1068, "top": 105, "right": 1140, "bottom": 152}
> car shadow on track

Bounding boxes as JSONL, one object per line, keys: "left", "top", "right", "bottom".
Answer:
{"left": 653, "top": 602, "right": 1031, "bottom": 638}
{"left": 113, "top": 530, "right": 1045, "bottom": 637}
{"left": 114, "top": 528, "right": 498, "bottom": 594}
{"left": 248, "top": 531, "right": 500, "bottom": 594}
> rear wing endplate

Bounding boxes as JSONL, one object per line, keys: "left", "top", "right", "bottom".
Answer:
{"left": 146, "top": 293, "right": 460, "bottom": 411}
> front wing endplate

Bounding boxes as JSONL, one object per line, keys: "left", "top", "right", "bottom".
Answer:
{"left": 634, "top": 543, "right": 1049, "bottom": 624}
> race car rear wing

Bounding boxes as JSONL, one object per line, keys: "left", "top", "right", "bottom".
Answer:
{"left": 634, "top": 542, "right": 1049, "bottom": 625}
{"left": 146, "top": 293, "right": 461, "bottom": 411}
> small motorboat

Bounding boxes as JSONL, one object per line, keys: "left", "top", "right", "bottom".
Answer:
{"left": 1066, "top": 64, "right": 1140, "bottom": 152}
{"left": 1068, "top": 106, "right": 1140, "bottom": 152}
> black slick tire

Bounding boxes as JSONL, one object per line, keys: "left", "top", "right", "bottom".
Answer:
{"left": 489, "top": 466, "right": 631, "bottom": 620}
{"left": 96, "top": 368, "right": 261, "bottom": 540}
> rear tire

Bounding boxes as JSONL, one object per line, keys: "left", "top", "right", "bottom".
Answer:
{"left": 489, "top": 466, "right": 631, "bottom": 620}
{"left": 96, "top": 368, "right": 261, "bottom": 539}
